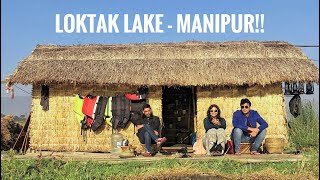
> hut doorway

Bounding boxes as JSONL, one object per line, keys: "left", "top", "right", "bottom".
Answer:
{"left": 161, "top": 86, "right": 196, "bottom": 146}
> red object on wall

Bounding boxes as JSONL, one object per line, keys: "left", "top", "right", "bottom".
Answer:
{"left": 125, "top": 93, "right": 145, "bottom": 100}
{"left": 82, "top": 95, "right": 99, "bottom": 119}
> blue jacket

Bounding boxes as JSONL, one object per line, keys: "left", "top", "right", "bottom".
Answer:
{"left": 232, "top": 110, "right": 268, "bottom": 132}
{"left": 203, "top": 117, "right": 226, "bottom": 132}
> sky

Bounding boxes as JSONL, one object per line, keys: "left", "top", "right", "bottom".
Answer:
{"left": 1, "top": 0, "right": 319, "bottom": 104}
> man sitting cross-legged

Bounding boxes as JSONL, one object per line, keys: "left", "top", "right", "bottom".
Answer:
{"left": 135, "top": 104, "right": 167, "bottom": 157}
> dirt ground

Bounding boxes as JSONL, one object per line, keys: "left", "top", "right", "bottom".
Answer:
{"left": 2, "top": 150, "right": 304, "bottom": 164}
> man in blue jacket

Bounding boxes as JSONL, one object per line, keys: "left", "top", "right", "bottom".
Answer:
{"left": 232, "top": 98, "right": 268, "bottom": 155}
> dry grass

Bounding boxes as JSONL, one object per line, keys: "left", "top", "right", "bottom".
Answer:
{"left": 127, "top": 162, "right": 318, "bottom": 180}
{"left": 8, "top": 41, "right": 319, "bottom": 86}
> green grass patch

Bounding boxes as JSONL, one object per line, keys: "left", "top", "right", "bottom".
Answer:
{"left": 1, "top": 156, "right": 318, "bottom": 179}
{"left": 288, "top": 101, "right": 319, "bottom": 150}
{"left": 283, "top": 101, "right": 319, "bottom": 178}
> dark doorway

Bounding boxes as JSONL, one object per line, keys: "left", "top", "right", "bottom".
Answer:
{"left": 161, "top": 86, "right": 196, "bottom": 146}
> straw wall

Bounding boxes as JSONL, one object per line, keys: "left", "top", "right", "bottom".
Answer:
{"left": 196, "top": 83, "right": 288, "bottom": 143}
{"left": 29, "top": 83, "right": 287, "bottom": 152}
{"left": 147, "top": 86, "right": 163, "bottom": 123}
{"left": 29, "top": 84, "right": 162, "bottom": 152}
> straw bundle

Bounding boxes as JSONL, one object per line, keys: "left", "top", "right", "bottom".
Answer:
{"left": 7, "top": 41, "right": 319, "bottom": 86}
{"left": 240, "top": 143, "right": 251, "bottom": 154}
{"left": 265, "top": 138, "right": 285, "bottom": 154}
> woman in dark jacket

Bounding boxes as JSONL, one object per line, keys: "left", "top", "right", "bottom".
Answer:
{"left": 202, "top": 104, "right": 226, "bottom": 155}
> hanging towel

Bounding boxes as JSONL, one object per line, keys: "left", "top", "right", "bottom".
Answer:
{"left": 40, "top": 85, "right": 49, "bottom": 111}
{"left": 73, "top": 94, "right": 84, "bottom": 123}
{"left": 105, "top": 97, "right": 113, "bottom": 127}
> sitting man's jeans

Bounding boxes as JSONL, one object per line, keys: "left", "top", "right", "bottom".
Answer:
{"left": 232, "top": 128, "right": 267, "bottom": 153}
{"left": 137, "top": 124, "right": 159, "bottom": 152}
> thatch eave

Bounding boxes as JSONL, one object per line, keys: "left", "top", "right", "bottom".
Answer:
{"left": 7, "top": 41, "right": 319, "bottom": 87}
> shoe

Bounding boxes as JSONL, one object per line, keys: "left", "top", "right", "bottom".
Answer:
{"left": 211, "top": 151, "right": 222, "bottom": 156}
{"left": 250, "top": 151, "right": 261, "bottom": 155}
{"left": 209, "top": 143, "right": 217, "bottom": 152}
{"left": 156, "top": 137, "right": 167, "bottom": 147}
{"left": 215, "top": 144, "right": 223, "bottom": 153}
{"left": 143, "top": 151, "right": 152, "bottom": 157}
{"left": 235, "top": 152, "right": 241, "bottom": 155}
{"left": 209, "top": 144, "right": 217, "bottom": 153}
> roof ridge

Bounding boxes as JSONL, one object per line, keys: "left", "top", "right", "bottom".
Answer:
{"left": 35, "top": 40, "right": 291, "bottom": 48}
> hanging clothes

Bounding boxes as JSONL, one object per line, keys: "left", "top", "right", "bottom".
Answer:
{"left": 40, "top": 85, "right": 49, "bottom": 111}
{"left": 111, "top": 95, "right": 131, "bottom": 130}
{"left": 73, "top": 94, "right": 84, "bottom": 123}
{"left": 5, "top": 82, "right": 14, "bottom": 99}
{"left": 129, "top": 99, "right": 147, "bottom": 125}
{"left": 289, "top": 94, "right": 302, "bottom": 118}
{"left": 10, "top": 88, "right": 14, "bottom": 99}
{"left": 105, "top": 97, "right": 113, "bottom": 127}
{"left": 91, "top": 96, "right": 109, "bottom": 131}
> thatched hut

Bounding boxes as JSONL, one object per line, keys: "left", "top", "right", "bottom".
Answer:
{"left": 7, "top": 41, "right": 319, "bottom": 152}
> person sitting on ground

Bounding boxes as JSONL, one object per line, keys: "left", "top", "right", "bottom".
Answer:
{"left": 135, "top": 104, "right": 167, "bottom": 157}
{"left": 232, "top": 98, "right": 268, "bottom": 155}
{"left": 202, "top": 104, "right": 227, "bottom": 156}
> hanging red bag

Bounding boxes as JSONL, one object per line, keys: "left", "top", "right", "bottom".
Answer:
{"left": 225, "top": 140, "right": 235, "bottom": 154}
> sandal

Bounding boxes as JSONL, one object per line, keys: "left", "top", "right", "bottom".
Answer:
{"left": 143, "top": 151, "right": 152, "bottom": 157}
{"left": 250, "top": 151, "right": 261, "bottom": 155}
{"left": 156, "top": 137, "right": 167, "bottom": 147}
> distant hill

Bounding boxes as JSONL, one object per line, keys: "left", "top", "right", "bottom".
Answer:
{"left": 1, "top": 96, "right": 32, "bottom": 116}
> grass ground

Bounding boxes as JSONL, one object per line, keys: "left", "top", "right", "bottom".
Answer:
{"left": 1, "top": 152, "right": 318, "bottom": 180}
{"left": 1, "top": 102, "right": 319, "bottom": 179}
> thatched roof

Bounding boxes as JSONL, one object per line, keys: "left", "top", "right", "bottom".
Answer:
{"left": 7, "top": 41, "right": 319, "bottom": 86}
